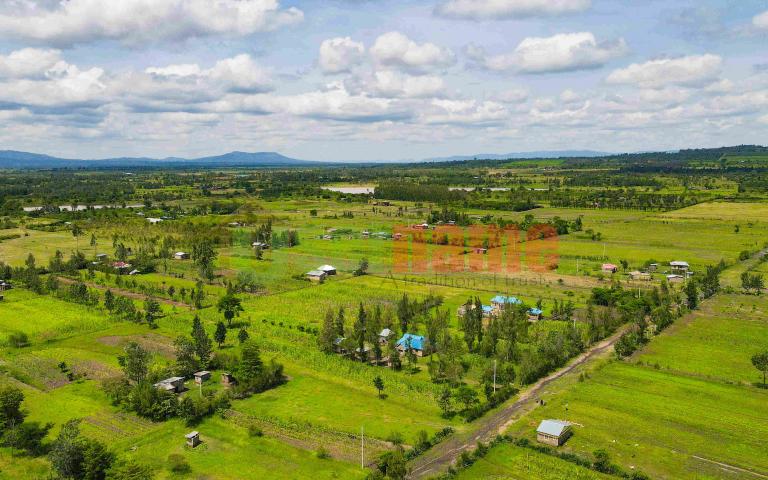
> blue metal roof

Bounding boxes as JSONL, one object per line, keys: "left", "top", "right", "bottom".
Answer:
{"left": 528, "top": 308, "right": 543, "bottom": 315}
{"left": 482, "top": 305, "right": 494, "bottom": 313}
{"left": 537, "top": 419, "right": 570, "bottom": 437}
{"left": 491, "top": 295, "right": 522, "bottom": 305}
{"left": 397, "top": 333, "right": 425, "bottom": 351}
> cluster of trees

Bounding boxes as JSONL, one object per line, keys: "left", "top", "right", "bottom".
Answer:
{"left": 609, "top": 282, "right": 681, "bottom": 358}
{"left": 375, "top": 183, "right": 466, "bottom": 203}
{"left": 270, "top": 229, "right": 300, "bottom": 248}
{"left": 741, "top": 271, "right": 765, "bottom": 295}
{"left": 104, "top": 317, "right": 284, "bottom": 423}
{"left": 0, "top": 386, "right": 152, "bottom": 479}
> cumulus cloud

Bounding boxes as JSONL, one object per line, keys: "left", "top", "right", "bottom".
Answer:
{"left": 345, "top": 70, "right": 446, "bottom": 99}
{"left": 0, "top": 48, "right": 64, "bottom": 79}
{"left": 0, "top": 0, "right": 303, "bottom": 46}
{"left": 319, "top": 37, "right": 366, "bottom": 74}
{"left": 606, "top": 54, "right": 722, "bottom": 88}
{"left": 493, "top": 87, "right": 529, "bottom": 103}
{"left": 436, "top": 0, "right": 590, "bottom": 19}
{"left": 0, "top": 62, "right": 107, "bottom": 110}
{"left": 473, "top": 32, "right": 627, "bottom": 73}
{"left": 754, "top": 10, "right": 768, "bottom": 30}
{"left": 275, "top": 86, "right": 412, "bottom": 122}
{"left": 145, "top": 54, "right": 273, "bottom": 94}
{"left": 420, "top": 99, "right": 507, "bottom": 125}
{"left": 371, "top": 31, "right": 455, "bottom": 72}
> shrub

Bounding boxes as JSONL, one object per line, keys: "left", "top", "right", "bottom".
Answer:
{"left": 7, "top": 331, "right": 29, "bottom": 348}
{"left": 167, "top": 453, "right": 191, "bottom": 474}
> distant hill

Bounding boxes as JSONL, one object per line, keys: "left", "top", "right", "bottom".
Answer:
{"left": 0, "top": 150, "right": 320, "bottom": 169}
{"left": 421, "top": 150, "right": 613, "bottom": 162}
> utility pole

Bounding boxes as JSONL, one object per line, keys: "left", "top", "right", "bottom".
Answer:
{"left": 493, "top": 359, "right": 497, "bottom": 394}
{"left": 361, "top": 426, "right": 364, "bottom": 469}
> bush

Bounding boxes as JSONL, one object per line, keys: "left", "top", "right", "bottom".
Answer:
{"left": 316, "top": 447, "right": 331, "bottom": 459}
{"left": 167, "top": 453, "right": 190, "bottom": 474}
{"left": 7, "top": 331, "right": 29, "bottom": 348}
{"left": 248, "top": 424, "right": 263, "bottom": 437}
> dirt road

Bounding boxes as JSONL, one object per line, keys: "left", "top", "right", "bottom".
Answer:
{"left": 407, "top": 325, "right": 629, "bottom": 479}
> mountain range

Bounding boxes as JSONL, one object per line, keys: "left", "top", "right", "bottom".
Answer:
{"left": 0, "top": 149, "right": 620, "bottom": 169}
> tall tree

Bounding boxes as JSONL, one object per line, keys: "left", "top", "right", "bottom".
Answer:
{"left": 318, "top": 309, "right": 337, "bottom": 353}
{"left": 353, "top": 303, "right": 368, "bottom": 362}
{"left": 238, "top": 340, "right": 264, "bottom": 382}
{"left": 752, "top": 351, "right": 768, "bottom": 386}
{"left": 118, "top": 342, "right": 150, "bottom": 384}
{"left": 214, "top": 322, "right": 227, "bottom": 348}
{"left": 190, "top": 316, "right": 213, "bottom": 367}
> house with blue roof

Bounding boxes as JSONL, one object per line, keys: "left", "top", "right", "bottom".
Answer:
{"left": 490, "top": 295, "right": 522, "bottom": 306}
{"left": 528, "top": 308, "right": 543, "bottom": 321}
{"left": 396, "top": 333, "right": 426, "bottom": 357}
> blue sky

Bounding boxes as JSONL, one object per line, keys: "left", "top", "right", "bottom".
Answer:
{"left": 0, "top": 0, "right": 766, "bottom": 161}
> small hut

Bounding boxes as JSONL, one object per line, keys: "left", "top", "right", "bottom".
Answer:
{"left": 194, "top": 371, "right": 211, "bottom": 384}
{"left": 536, "top": 420, "right": 572, "bottom": 446}
{"left": 221, "top": 372, "right": 236, "bottom": 387}
{"left": 185, "top": 431, "right": 200, "bottom": 448}
{"left": 306, "top": 270, "right": 327, "bottom": 282}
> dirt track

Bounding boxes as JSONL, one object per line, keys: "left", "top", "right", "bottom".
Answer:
{"left": 407, "top": 325, "right": 629, "bottom": 479}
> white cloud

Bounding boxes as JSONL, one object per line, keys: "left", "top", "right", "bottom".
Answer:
{"left": 0, "top": 62, "right": 107, "bottom": 109}
{"left": 0, "top": 48, "right": 64, "bottom": 79}
{"left": 0, "top": 0, "right": 303, "bottom": 46}
{"left": 319, "top": 37, "right": 366, "bottom": 74}
{"left": 606, "top": 54, "right": 722, "bottom": 88}
{"left": 145, "top": 54, "right": 272, "bottom": 94}
{"left": 421, "top": 99, "right": 507, "bottom": 125}
{"left": 275, "top": 86, "right": 412, "bottom": 122}
{"left": 345, "top": 70, "right": 446, "bottom": 99}
{"left": 477, "top": 32, "right": 627, "bottom": 73}
{"left": 493, "top": 87, "right": 529, "bottom": 103}
{"left": 370, "top": 31, "right": 455, "bottom": 72}
{"left": 435, "top": 0, "right": 590, "bottom": 19}
{"left": 753, "top": 10, "right": 768, "bottom": 30}
{"left": 759, "top": 114, "right": 768, "bottom": 124}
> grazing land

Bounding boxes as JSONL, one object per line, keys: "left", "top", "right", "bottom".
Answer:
{"left": 1, "top": 146, "right": 767, "bottom": 479}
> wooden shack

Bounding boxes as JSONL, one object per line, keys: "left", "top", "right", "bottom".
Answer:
{"left": 221, "top": 372, "right": 236, "bottom": 387}
{"left": 194, "top": 371, "right": 211, "bottom": 384}
{"left": 185, "top": 431, "right": 200, "bottom": 448}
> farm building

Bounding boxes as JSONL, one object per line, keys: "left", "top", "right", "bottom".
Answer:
{"left": 112, "top": 261, "right": 132, "bottom": 272}
{"left": 670, "top": 261, "right": 690, "bottom": 273}
{"left": 490, "top": 295, "right": 522, "bottom": 310}
{"left": 174, "top": 252, "right": 190, "bottom": 260}
{"left": 251, "top": 242, "right": 269, "bottom": 249}
{"left": 474, "top": 247, "right": 488, "bottom": 254}
{"left": 221, "top": 372, "right": 236, "bottom": 387}
{"left": 602, "top": 263, "right": 618, "bottom": 273}
{"left": 185, "top": 431, "right": 200, "bottom": 448}
{"left": 194, "top": 371, "right": 211, "bottom": 384}
{"left": 334, "top": 336, "right": 348, "bottom": 354}
{"left": 528, "top": 308, "right": 543, "bottom": 322}
{"left": 378, "top": 328, "right": 392, "bottom": 344}
{"left": 153, "top": 377, "right": 185, "bottom": 393}
{"left": 318, "top": 265, "right": 337, "bottom": 275}
{"left": 648, "top": 263, "right": 658, "bottom": 272}
{"left": 146, "top": 217, "right": 163, "bottom": 224}
{"left": 0, "top": 281, "right": 12, "bottom": 291}
{"left": 536, "top": 419, "right": 572, "bottom": 446}
{"left": 666, "top": 274, "right": 685, "bottom": 284}
{"left": 306, "top": 270, "right": 327, "bottom": 282}
{"left": 128, "top": 269, "right": 141, "bottom": 276}
{"left": 396, "top": 333, "right": 426, "bottom": 357}
{"left": 629, "top": 271, "right": 651, "bottom": 281}
{"left": 95, "top": 253, "right": 108, "bottom": 261}
{"left": 393, "top": 232, "right": 403, "bottom": 240}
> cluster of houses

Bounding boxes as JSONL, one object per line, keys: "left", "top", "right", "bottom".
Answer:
{"left": 153, "top": 370, "right": 225, "bottom": 395}
{"left": 600, "top": 260, "right": 691, "bottom": 284}
{"left": 111, "top": 261, "right": 140, "bottom": 276}
{"left": 334, "top": 330, "right": 429, "bottom": 363}
{"left": 306, "top": 264, "right": 337, "bottom": 282}
{"left": 457, "top": 295, "right": 544, "bottom": 322}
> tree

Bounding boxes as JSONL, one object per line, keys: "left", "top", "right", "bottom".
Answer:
{"left": 238, "top": 340, "right": 264, "bottom": 382}
{"left": 373, "top": 376, "right": 385, "bottom": 398}
{"left": 684, "top": 280, "right": 698, "bottom": 310}
{"left": 190, "top": 316, "right": 212, "bottom": 367}
{"left": 49, "top": 420, "right": 86, "bottom": 479}
{"left": 437, "top": 388, "right": 452, "bottom": 417}
{"left": 318, "top": 309, "right": 337, "bottom": 354}
{"left": 237, "top": 328, "right": 249, "bottom": 344}
{"left": 752, "top": 352, "right": 768, "bottom": 386}
{"left": 453, "top": 385, "right": 478, "bottom": 411}
{"left": 104, "top": 289, "right": 115, "bottom": 311}
{"left": 217, "top": 293, "right": 243, "bottom": 327}
{"left": 214, "top": 322, "right": 227, "bottom": 348}
{"left": 0, "top": 386, "right": 25, "bottom": 433}
{"left": 118, "top": 342, "right": 150, "bottom": 384}
{"left": 174, "top": 336, "right": 199, "bottom": 377}
{"left": 620, "top": 259, "right": 629, "bottom": 271}
{"left": 143, "top": 297, "right": 162, "bottom": 327}
{"left": 192, "top": 239, "right": 217, "bottom": 282}
{"left": 353, "top": 303, "right": 368, "bottom": 362}
{"left": 353, "top": 257, "right": 369, "bottom": 276}
{"left": 2, "top": 421, "right": 52, "bottom": 455}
